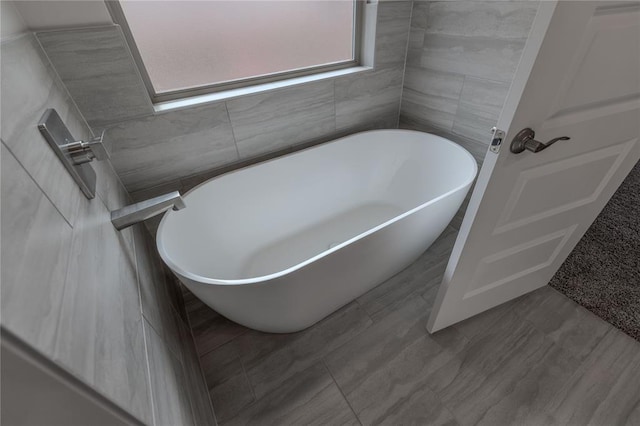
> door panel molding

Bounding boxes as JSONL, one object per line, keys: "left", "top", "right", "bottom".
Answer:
{"left": 495, "top": 138, "right": 635, "bottom": 234}
{"left": 465, "top": 225, "right": 577, "bottom": 298}
{"left": 427, "top": 1, "right": 640, "bottom": 333}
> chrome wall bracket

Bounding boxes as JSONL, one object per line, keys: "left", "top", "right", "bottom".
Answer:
{"left": 37, "top": 109, "right": 110, "bottom": 199}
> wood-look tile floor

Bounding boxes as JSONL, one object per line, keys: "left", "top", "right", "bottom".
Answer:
{"left": 182, "top": 226, "right": 640, "bottom": 426}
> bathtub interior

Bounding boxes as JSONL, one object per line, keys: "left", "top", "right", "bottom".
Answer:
{"left": 158, "top": 130, "right": 477, "bottom": 282}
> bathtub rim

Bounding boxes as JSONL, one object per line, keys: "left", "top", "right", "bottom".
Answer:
{"left": 156, "top": 129, "right": 478, "bottom": 286}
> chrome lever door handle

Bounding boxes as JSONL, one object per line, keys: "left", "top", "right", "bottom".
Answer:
{"left": 510, "top": 128, "right": 570, "bottom": 154}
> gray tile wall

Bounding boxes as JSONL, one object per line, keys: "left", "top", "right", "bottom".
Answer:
{"left": 36, "top": 1, "right": 412, "bottom": 193}
{"left": 400, "top": 1, "right": 538, "bottom": 164}
{"left": 1, "top": 33, "right": 215, "bottom": 426}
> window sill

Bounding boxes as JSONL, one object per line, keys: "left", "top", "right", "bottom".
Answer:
{"left": 153, "top": 65, "right": 374, "bottom": 113}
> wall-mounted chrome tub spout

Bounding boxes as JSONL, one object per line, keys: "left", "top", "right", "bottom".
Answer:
{"left": 111, "top": 191, "right": 185, "bottom": 231}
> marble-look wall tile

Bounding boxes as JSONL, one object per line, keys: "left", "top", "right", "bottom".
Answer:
{"left": 420, "top": 34, "right": 526, "bottom": 83}
{"left": 410, "top": 1, "right": 430, "bottom": 30}
{"left": 452, "top": 76, "right": 511, "bottom": 142}
{"left": 130, "top": 179, "right": 184, "bottom": 204}
{"left": 92, "top": 152, "right": 133, "bottom": 212}
{"left": 107, "top": 102, "right": 237, "bottom": 192}
{"left": 403, "top": 67, "right": 464, "bottom": 103}
{"left": 227, "top": 80, "right": 335, "bottom": 159}
{"left": 426, "top": 2, "right": 538, "bottom": 40}
{"left": 133, "top": 225, "right": 182, "bottom": 356}
{"left": 400, "top": 88, "right": 458, "bottom": 131}
{"left": 37, "top": 4, "right": 412, "bottom": 192}
{"left": 335, "top": 67, "right": 403, "bottom": 132}
{"left": 407, "top": 27, "right": 425, "bottom": 54}
{"left": 401, "top": 1, "right": 538, "bottom": 154}
{"left": 0, "top": 143, "right": 72, "bottom": 355}
{"left": 374, "top": 1, "right": 413, "bottom": 69}
{"left": 144, "top": 319, "right": 196, "bottom": 426}
{"left": 36, "top": 25, "right": 153, "bottom": 128}
{"left": 2, "top": 28, "right": 211, "bottom": 426}
{"left": 0, "top": 34, "right": 86, "bottom": 224}
{"left": 53, "top": 196, "right": 152, "bottom": 424}
{"left": 400, "top": 67, "right": 464, "bottom": 131}
{"left": 400, "top": 116, "right": 490, "bottom": 164}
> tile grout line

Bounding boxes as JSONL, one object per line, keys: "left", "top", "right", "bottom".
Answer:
{"left": 425, "top": 301, "right": 591, "bottom": 426}
{"left": 139, "top": 319, "right": 159, "bottom": 426}
{"left": 212, "top": 356, "right": 258, "bottom": 426}
{"left": 321, "top": 359, "right": 363, "bottom": 426}
{"left": 224, "top": 101, "right": 241, "bottom": 160}
{"left": 130, "top": 227, "right": 158, "bottom": 425}
{"left": 1, "top": 140, "right": 77, "bottom": 229}
{"left": 354, "top": 298, "right": 376, "bottom": 324}
{"left": 396, "top": 0, "right": 415, "bottom": 128}
{"left": 193, "top": 326, "right": 250, "bottom": 360}
{"left": 178, "top": 286, "right": 221, "bottom": 425}
{"left": 331, "top": 78, "right": 338, "bottom": 134}
{"left": 240, "top": 355, "right": 258, "bottom": 403}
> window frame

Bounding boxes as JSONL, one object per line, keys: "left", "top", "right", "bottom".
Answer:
{"left": 106, "top": 0, "right": 363, "bottom": 104}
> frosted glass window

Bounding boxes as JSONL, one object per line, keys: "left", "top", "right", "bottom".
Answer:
{"left": 118, "top": 0, "right": 357, "bottom": 96}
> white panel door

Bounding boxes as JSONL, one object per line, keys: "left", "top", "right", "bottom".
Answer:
{"left": 427, "top": 1, "right": 640, "bottom": 332}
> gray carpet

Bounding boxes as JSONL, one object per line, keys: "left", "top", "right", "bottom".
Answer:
{"left": 550, "top": 160, "right": 640, "bottom": 341}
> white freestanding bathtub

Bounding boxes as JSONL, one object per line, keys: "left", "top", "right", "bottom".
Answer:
{"left": 157, "top": 129, "right": 477, "bottom": 333}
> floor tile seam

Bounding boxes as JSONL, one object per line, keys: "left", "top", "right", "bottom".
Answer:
{"left": 237, "top": 320, "right": 375, "bottom": 385}
{"left": 545, "top": 286, "right": 626, "bottom": 327}
{"left": 363, "top": 263, "right": 450, "bottom": 319}
{"left": 514, "top": 303, "right": 613, "bottom": 364}
{"left": 1, "top": 139, "right": 76, "bottom": 229}
{"left": 320, "top": 325, "right": 453, "bottom": 422}
{"left": 217, "top": 360, "right": 354, "bottom": 426}
{"left": 321, "top": 359, "right": 364, "bottom": 426}
{"left": 426, "top": 357, "right": 540, "bottom": 426}
{"left": 545, "top": 343, "right": 640, "bottom": 424}
{"left": 239, "top": 351, "right": 258, "bottom": 403}
{"left": 419, "top": 293, "right": 436, "bottom": 310}
{"left": 371, "top": 288, "right": 433, "bottom": 323}
{"left": 491, "top": 316, "right": 599, "bottom": 415}
{"left": 291, "top": 313, "right": 376, "bottom": 370}
{"left": 453, "top": 304, "right": 518, "bottom": 342}
{"left": 425, "top": 321, "right": 561, "bottom": 407}
{"left": 213, "top": 356, "right": 259, "bottom": 426}
{"left": 194, "top": 326, "right": 250, "bottom": 360}
{"left": 354, "top": 298, "right": 377, "bottom": 324}
{"left": 391, "top": 337, "right": 467, "bottom": 426}
{"left": 374, "top": 337, "right": 467, "bottom": 426}
{"left": 362, "top": 292, "right": 418, "bottom": 322}
{"left": 197, "top": 337, "right": 257, "bottom": 394}
{"left": 434, "top": 396, "right": 466, "bottom": 426}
